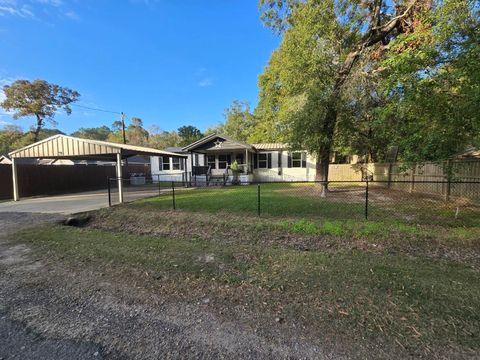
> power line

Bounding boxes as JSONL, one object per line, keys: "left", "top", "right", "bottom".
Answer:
{"left": 71, "top": 103, "right": 121, "bottom": 115}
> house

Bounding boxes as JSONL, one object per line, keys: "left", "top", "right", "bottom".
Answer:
{"left": 150, "top": 134, "right": 320, "bottom": 184}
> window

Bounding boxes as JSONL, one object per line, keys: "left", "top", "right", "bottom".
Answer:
{"left": 162, "top": 156, "right": 170, "bottom": 170}
{"left": 235, "top": 154, "right": 244, "bottom": 164}
{"left": 290, "top": 152, "right": 306, "bottom": 168}
{"left": 258, "top": 153, "right": 272, "bottom": 169}
{"left": 218, "top": 155, "right": 229, "bottom": 169}
{"left": 207, "top": 155, "right": 216, "bottom": 169}
{"left": 172, "top": 157, "right": 180, "bottom": 170}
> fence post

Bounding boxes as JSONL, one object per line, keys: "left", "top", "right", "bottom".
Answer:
{"left": 107, "top": 177, "right": 112, "bottom": 207}
{"left": 409, "top": 165, "right": 415, "bottom": 193}
{"left": 445, "top": 160, "right": 452, "bottom": 201}
{"left": 158, "top": 175, "right": 161, "bottom": 196}
{"left": 172, "top": 181, "right": 176, "bottom": 210}
{"left": 387, "top": 163, "right": 393, "bottom": 188}
{"left": 365, "top": 180, "right": 369, "bottom": 220}
{"left": 257, "top": 184, "right": 261, "bottom": 216}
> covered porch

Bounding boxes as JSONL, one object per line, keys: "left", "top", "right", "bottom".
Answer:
{"left": 182, "top": 134, "right": 257, "bottom": 184}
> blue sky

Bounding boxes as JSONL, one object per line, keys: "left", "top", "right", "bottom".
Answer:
{"left": 0, "top": 0, "right": 279, "bottom": 134}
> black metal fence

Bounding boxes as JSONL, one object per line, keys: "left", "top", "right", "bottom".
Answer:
{"left": 107, "top": 177, "right": 480, "bottom": 225}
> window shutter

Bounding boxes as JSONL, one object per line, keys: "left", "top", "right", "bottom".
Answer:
{"left": 267, "top": 153, "right": 272, "bottom": 169}
{"left": 227, "top": 154, "right": 231, "bottom": 164}
{"left": 180, "top": 158, "right": 184, "bottom": 170}
{"left": 287, "top": 153, "right": 292, "bottom": 168}
{"left": 302, "top": 152, "right": 307, "bottom": 168}
{"left": 253, "top": 153, "right": 258, "bottom": 169}
{"left": 278, "top": 152, "right": 282, "bottom": 175}
{"left": 159, "top": 156, "right": 163, "bottom": 171}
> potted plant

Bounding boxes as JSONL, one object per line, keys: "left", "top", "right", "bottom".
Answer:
{"left": 230, "top": 160, "right": 241, "bottom": 185}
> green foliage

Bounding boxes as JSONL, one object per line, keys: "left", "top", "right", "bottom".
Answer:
{"left": 148, "top": 126, "right": 181, "bottom": 149}
{"left": 71, "top": 126, "right": 112, "bottom": 141}
{"left": 0, "top": 126, "right": 64, "bottom": 155}
{"left": 177, "top": 125, "right": 203, "bottom": 146}
{"left": 256, "top": 0, "right": 480, "bottom": 168}
{"left": 0, "top": 79, "right": 79, "bottom": 141}
{"left": 217, "top": 100, "right": 257, "bottom": 142}
{"left": 230, "top": 160, "right": 240, "bottom": 173}
{"left": 0, "top": 125, "right": 23, "bottom": 155}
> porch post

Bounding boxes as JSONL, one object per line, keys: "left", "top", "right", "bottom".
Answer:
{"left": 12, "top": 157, "right": 19, "bottom": 201}
{"left": 116, "top": 153, "right": 124, "bottom": 203}
{"left": 245, "top": 149, "right": 249, "bottom": 174}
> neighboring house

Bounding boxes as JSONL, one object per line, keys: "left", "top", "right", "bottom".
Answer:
{"left": 150, "top": 134, "right": 322, "bottom": 184}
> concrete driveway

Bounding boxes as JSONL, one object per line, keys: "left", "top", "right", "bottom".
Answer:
{"left": 0, "top": 190, "right": 111, "bottom": 215}
{"left": 0, "top": 187, "right": 179, "bottom": 215}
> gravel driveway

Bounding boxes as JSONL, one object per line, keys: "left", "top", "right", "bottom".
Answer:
{"left": 0, "top": 212, "right": 347, "bottom": 360}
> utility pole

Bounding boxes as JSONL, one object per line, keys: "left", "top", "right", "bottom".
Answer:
{"left": 120, "top": 112, "right": 129, "bottom": 169}
{"left": 121, "top": 112, "right": 126, "bottom": 144}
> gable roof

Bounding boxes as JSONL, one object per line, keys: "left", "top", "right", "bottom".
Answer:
{"left": 182, "top": 134, "right": 255, "bottom": 152}
{"left": 9, "top": 134, "right": 187, "bottom": 159}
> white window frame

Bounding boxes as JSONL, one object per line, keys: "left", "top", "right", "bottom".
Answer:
{"left": 162, "top": 156, "right": 170, "bottom": 171}
{"left": 207, "top": 155, "right": 216, "bottom": 169}
{"left": 291, "top": 152, "right": 305, "bottom": 168}
{"left": 258, "top": 153, "right": 269, "bottom": 169}
{"left": 218, "top": 155, "right": 229, "bottom": 169}
{"left": 172, "top": 157, "right": 181, "bottom": 170}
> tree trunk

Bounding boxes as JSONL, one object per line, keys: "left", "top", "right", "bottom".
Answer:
{"left": 315, "top": 105, "right": 337, "bottom": 197}
{"left": 33, "top": 114, "right": 43, "bottom": 142}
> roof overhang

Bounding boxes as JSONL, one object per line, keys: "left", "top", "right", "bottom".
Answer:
{"left": 182, "top": 134, "right": 256, "bottom": 152}
{"left": 9, "top": 134, "right": 187, "bottom": 160}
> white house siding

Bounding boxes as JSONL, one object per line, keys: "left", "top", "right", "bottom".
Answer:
{"left": 151, "top": 149, "right": 317, "bottom": 183}
{"left": 253, "top": 151, "right": 316, "bottom": 182}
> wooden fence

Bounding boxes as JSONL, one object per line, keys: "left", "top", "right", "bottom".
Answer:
{"left": 0, "top": 164, "right": 150, "bottom": 200}
{"left": 329, "top": 159, "right": 480, "bottom": 200}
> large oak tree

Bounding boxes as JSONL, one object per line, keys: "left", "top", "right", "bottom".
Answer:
{"left": 1, "top": 79, "right": 80, "bottom": 142}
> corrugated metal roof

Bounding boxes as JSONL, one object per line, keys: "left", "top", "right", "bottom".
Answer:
{"left": 252, "top": 143, "right": 288, "bottom": 150}
{"left": 9, "top": 135, "right": 187, "bottom": 159}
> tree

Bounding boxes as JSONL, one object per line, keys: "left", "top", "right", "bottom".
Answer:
{"left": 0, "top": 125, "right": 23, "bottom": 155}
{"left": 258, "top": 0, "right": 433, "bottom": 194}
{"left": 148, "top": 125, "right": 181, "bottom": 149}
{"left": 71, "top": 126, "right": 112, "bottom": 141}
{"left": 107, "top": 117, "right": 149, "bottom": 146}
{"left": 377, "top": 0, "right": 480, "bottom": 163}
{"left": 177, "top": 125, "right": 203, "bottom": 146}
{"left": 0, "top": 80, "right": 80, "bottom": 142}
{"left": 220, "top": 101, "right": 257, "bottom": 142}
{"left": 127, "top": 117, "right": 149, "bottom": 146}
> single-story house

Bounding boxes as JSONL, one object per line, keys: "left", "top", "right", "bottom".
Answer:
{"left": 151, "top": 134, "right": 333, "bottom": 184}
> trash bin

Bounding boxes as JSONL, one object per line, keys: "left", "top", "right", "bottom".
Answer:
{"left": 130, "top": 173, "right": 146, "bottom": 185}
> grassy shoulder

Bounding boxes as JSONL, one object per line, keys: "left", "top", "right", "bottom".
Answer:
{"left": 13, "top": 209, "right": 480, "bottom": 358}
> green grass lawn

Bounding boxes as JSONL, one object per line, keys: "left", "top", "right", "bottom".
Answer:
{"left": 15, "top": 222, "right": 480, "bottom": 358}
{"left": 133, "top": 183, "right": 480, "bottom": 226}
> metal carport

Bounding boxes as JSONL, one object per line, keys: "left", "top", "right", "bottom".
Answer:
{"left": 8, "top": 134, "right": 187, "bottom": 203}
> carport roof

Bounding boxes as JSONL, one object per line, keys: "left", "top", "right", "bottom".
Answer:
{"left": 9, "top": 134, "right": 187, "bottom": 160}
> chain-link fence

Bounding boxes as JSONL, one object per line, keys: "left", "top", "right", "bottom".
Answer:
{"left": 108, "top": 177, "right": 480, "bottom": 226}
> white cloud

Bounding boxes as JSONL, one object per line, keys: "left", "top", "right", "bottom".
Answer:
{"left": 0, "top": 4, "right": 35, "bottom": 18}
{"left": 63, "top": 10, "right": 79, "bottom": 21}
{"left": 0, "top": 0, "right": 78, "bottom": 21}
{"left": 198, "top": 78, "right": 213, "bottom": 88}
{"left": 34, "top": 0, "right": 63, "bottom": 6}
